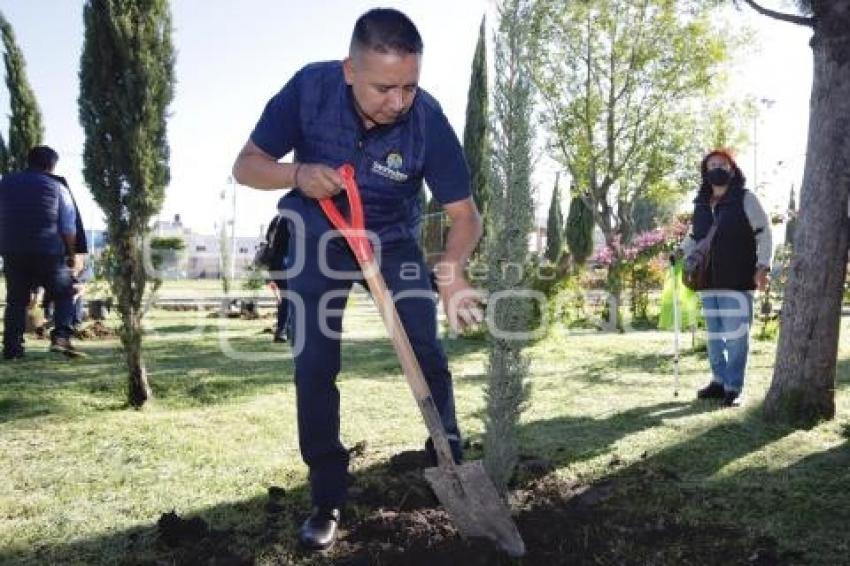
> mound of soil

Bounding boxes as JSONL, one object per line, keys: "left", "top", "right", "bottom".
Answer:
{"left": 32, "top": 321, "right": 117, "bottom": 341}
{"left": 331, "top": 470, "right": 779, "bottom": 566}
{"left": 74, "top": 321, "right": 118, "bottom": 340}
{"left": 155, "top": 511, "right": 251, "bottom": 565}
{"left": 155, "top": 451, "right": 795, "bottom": 565}
{"left": 329, "top": 454, "right": 786, "bottom": 566}
{"left": 160, "top": 305, "right": 202, "bottom": 312}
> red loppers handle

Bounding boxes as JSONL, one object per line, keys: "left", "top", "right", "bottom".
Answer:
{"left": 318, "top": 164, "right": 373, "bottom": 263}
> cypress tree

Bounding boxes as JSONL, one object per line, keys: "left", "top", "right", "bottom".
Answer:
{"left": 785, "top": 184, "right": 797, "bottom": 248}
{"left": 565, "top": 192, "right": 594, "bottom": 266}
{"left": 463, "top": 16, "right": 489, "bottom": 251}
{"left": 483, "top": 0, "right": 534, "bottom": 494}
{"left": 0, "top": 133, "right": 7, "bottom": 174}
{"left": 79, "top": 0, "right": 175, "bottom": 408}
{"left": 421, "top": 195, "right": 444, "bottom": 265}
{"left": 0, "top": 10, "right": 44, "bottom": 174}
{"left": 544, "top": 172, "right": 564, "bottom": 263}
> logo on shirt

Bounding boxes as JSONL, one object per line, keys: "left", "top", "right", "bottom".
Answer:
{"left": 386, "top": 152, "right": 403, "bottom": 170}
{"left": 371, "top": 151, "right": 408, "bottom": 182}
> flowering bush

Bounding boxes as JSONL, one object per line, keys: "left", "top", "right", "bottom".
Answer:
{"left": 592, "top": 215, "right": 691, "bottom": 321}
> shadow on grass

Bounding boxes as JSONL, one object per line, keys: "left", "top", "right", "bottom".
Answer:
{"left": 0, "top": 331, "right": 487, "bottom": 424}
{"left": 0, "top": 346, "right": 129, "bottom": 423}
{"left": 609, "top": 403, "right": 796, "bottom": 482}
{"left": 836, "top": 356, "right": 850, "bottom": 389}
{"left": 146, "top": 323, "right": 220, "bottom": 335}
{"left": 574, "top": 348, "right": 710, "bottom": 385}
{"left": 0, "top": 398, "right": 819, "bottom": 565}
{"left": 708, "top": 436, "right": 850, "bottom": 556}
{"left": 515, "top": 401, "right": 717, "bottom": 466}
{"left": 0, "top": 395, "right": 64, "bottom": 421}
{"left": 596, "top": 405, "right": 849, "bottom": 563}
{"left": 457, "top": 347, "right": 686, "bottom": 388}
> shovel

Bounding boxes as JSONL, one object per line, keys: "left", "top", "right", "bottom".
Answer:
{"left": 319, "top": 164, "right": 526, "bottom": 557}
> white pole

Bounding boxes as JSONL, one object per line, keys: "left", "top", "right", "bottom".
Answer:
{"left": 229, "top": 176, "right": 237, "bottom": 282}
{"left": 671, "top": 262, "right": 681, "bottom": 398}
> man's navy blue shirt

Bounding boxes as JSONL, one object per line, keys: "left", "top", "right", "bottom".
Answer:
{"left": 251, "top": 61, "right": 471, "bottom": 244}
{"left": 0, "top": 170, "right": 76, "bottom": 255}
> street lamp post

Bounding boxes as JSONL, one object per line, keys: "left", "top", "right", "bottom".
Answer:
{"left": 228, "top": 176, "right": 237, "bottom": 283}
{"left": 752, "top": 97, "right": 776, "bottom": 193}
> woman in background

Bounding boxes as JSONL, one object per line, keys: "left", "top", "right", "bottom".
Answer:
{"left": 681, "top": 149, "right": 773, "bottom": 407}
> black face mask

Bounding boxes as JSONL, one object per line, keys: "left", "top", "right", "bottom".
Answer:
{"left": 706, "top": 167, "right": 732, "bottom": 187}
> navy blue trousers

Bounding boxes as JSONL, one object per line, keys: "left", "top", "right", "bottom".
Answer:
{"left": 272, "top": 278, "right": 290, "bottom": 337}
{"left": 287, "top": 233, "right": 461, "bottom": 508}
{"left": 2, "top": 254, "right": 74, "bottom": 355}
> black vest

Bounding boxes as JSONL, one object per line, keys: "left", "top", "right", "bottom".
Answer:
{"left": 264, "top": 213, "right": 290, "bottom": 271}
{"left": 48, "top": 174, "right": 88, "bottom": 254}
{"left": 0, "top": 170, "right": 63, "bottom": 255}
{"left": 691, "top": 187, "right": 757, "bottom": 291}
{"left": 280, "top": 62, "right": 430, "bottom": 244}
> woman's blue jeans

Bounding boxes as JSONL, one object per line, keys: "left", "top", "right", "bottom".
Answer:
{"left": 699, "top": 290, "right": 753, "bottom": 393}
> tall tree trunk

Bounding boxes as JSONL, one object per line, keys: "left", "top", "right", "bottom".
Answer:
{"left": 764, "top": 20, "right": 850, "bottom": 424}
{"left": 115, "top": 235, "right": 151, "bottom": 408}
{"left": 599, "top": 224, "right": 625, "bottom": 331}
{"left": 605, "top": 252, "right": 625, "bottom": 333}
{"left": 123, "top": 316, "right": 150, "bottom": 407}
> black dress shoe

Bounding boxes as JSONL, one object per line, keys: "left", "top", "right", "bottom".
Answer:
{"left": 721, "top": 390, "right": 742, "bottom": 407}
{"left": 298, "top": 507, "right": 340, "bottom": 550}
{"left": 273, "top": 332, "right": 287, "bottom": 343}
{"left": 697, "top": 381, "right": 725, "bottom": 400}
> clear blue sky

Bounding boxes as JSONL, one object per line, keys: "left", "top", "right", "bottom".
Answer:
{"left": 0, "top": 1, "right": 812, "bottom": 235}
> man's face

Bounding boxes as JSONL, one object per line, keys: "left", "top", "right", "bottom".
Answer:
{"left": 344, "top": 48, "right": 420, "bottom": 128}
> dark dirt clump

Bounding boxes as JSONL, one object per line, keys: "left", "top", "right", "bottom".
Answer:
{"left": 74, "top": 321, "right": 118, "bottom": 340}
{"left": 155, "top": 511, "right": 251, "bottom": 566}
{"left": 326, "top": 461, "right": 791, "bottom": 566}
{"left": 152, "top": 455, "right": 798, "bottom": 565}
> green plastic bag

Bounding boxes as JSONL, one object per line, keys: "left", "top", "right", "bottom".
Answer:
{"left": 658, "top": 262, "right": 702, "bottom": 330}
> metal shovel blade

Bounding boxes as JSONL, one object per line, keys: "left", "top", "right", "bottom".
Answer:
{"left": 423, "top": 460, "right": 526, "bottom": 557}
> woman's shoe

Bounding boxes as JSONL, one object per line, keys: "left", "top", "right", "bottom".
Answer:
{"left": 721, "top": 390, "right": 742, "bottom": 407}
{"left": 697, "top": 381, "right": 725, "bottom": 400}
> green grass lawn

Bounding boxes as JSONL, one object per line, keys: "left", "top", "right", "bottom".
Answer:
{"left": 0, "top": 297, "right": 848, "bottom": 564}
{"left": 0, "top": 276, "right": 272, "bottom": 301}
{"left": 155, "top": 278, "right": 260, "bottom": 297}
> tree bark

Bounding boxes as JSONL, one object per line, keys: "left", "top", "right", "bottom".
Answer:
{"left": 116, "top": 236, "right": 152, "bottom": 408}
{"left": 120, "top": 294, "right": 151, "bottom": 408}
{"left": 125, "top": 328, "right": 151, "bottom": 408}
{"left": 740, "top": 0, "right": 815, "bottom": 27}
{"left": 604, "top": 245, "right": 625, "bottom": 332}
{"left": 764, "top": 12, "right": 850, "bottom": 424}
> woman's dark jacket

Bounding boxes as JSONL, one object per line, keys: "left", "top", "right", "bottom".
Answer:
{"left": 691, "top": 186, "right": 759, "bottom": 291}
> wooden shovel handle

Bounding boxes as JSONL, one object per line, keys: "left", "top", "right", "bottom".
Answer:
{"left": 319, "top": 165, "right": 457, "bottom": 469}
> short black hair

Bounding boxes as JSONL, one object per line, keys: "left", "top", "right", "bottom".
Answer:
{"left": 27, "top": 145, "right": 59, "bottom": 172}
{"left": 350, "top": 8, "right": 423, "bottom": 56}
